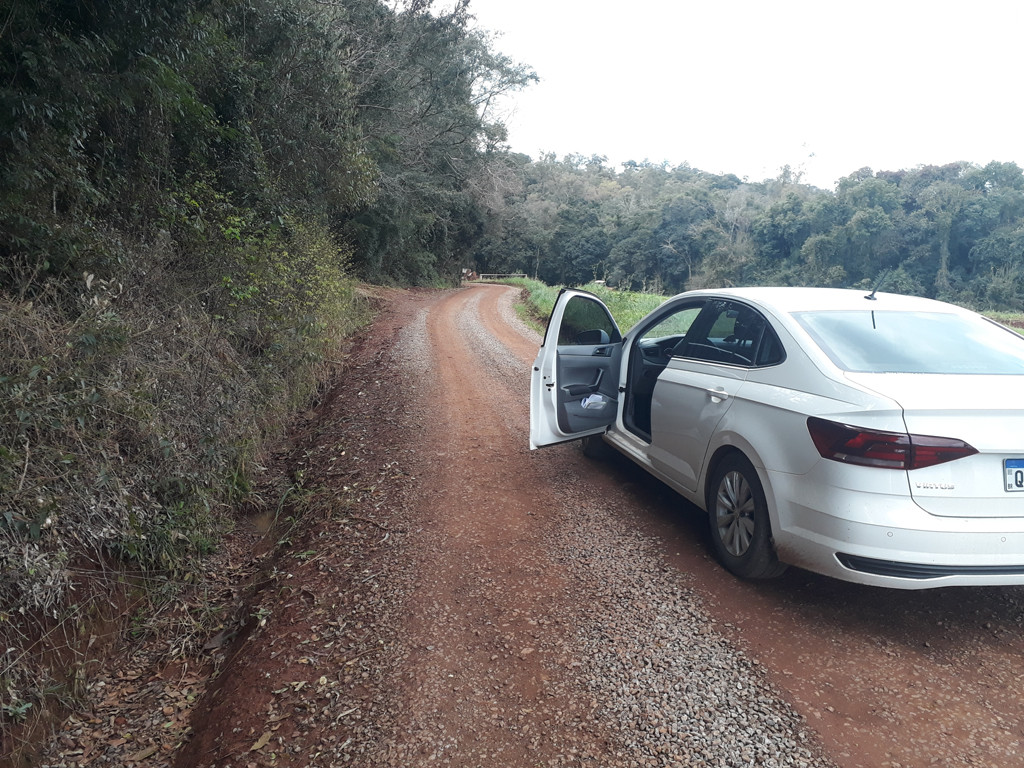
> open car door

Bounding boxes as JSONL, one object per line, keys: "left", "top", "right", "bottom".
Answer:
{"left": 530, "top": 289, "right": 624, "bottom": 449}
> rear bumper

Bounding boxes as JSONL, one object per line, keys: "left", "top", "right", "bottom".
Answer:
{"left": 834, "top": 554, "right": 1024, "bottom": 581}
{"left": 766, "top": 469, "right": 1024, "bottom": 589}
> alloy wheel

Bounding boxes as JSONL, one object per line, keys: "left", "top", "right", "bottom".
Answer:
{"left": 715, "top": 470, "right": 756, "bottom": 557}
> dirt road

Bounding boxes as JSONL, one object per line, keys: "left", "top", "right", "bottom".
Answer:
{"left": 42, "top": 284, "right": 1024, "bottom": 768}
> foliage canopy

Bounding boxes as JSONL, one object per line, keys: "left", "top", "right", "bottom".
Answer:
{"left": 476, "top": 157, "right": 1024, "bottom": 312}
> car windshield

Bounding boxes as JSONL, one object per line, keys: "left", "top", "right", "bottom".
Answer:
{"left": 794, "top": 310, "right": 1024, "bottom": 374}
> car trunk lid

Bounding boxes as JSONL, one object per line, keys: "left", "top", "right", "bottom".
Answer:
{"left": 844, "top": 373, "right": 1024, "bottom": 518}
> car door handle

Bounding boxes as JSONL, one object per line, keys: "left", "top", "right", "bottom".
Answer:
{"left": 563, "top": 369, "right": 604, "bottom": 397}
{"left": 706, "top": 387, "right": 730, "bottom": 402}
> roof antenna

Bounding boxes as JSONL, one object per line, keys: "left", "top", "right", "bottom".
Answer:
{"left": 865, "top": 270, "right": 890, "bottom": 301}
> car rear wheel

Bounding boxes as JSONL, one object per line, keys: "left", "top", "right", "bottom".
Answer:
{"left": 708, "top": 454, "right": 787, "bottom": 580}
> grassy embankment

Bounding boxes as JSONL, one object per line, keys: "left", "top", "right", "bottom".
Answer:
{"left": 0, "top": 226, "right": 373, "bottom": 753}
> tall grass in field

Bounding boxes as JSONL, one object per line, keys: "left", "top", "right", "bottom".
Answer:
{"left": 507, "top": 278, "right": 669, "bottom": 334}
{"left": 509, "top": 279, "right": 1024, "bottom": 336}
{"left": 580, "top": 283, "right": 669, "bottom": 331}
{"left": 988, "top": 311, "right": 1024, "bottom": 333}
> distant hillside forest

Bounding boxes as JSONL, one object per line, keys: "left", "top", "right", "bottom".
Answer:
{"left": 475, "top": 157, "right": 1024, "bottom": 311}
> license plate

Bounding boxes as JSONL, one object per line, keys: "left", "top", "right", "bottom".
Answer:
{"left": 1005, "top": 459, "right": 1024, "bottom": 492}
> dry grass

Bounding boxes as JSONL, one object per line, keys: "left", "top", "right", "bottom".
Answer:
{"left": 0, "top": 230, "right": 372, "bottom": 747}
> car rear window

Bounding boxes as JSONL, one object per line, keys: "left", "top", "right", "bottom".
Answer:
{"left": 794, "top": 310, "right": 1024, "bottom": 374}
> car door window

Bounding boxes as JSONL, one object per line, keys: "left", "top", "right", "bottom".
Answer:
{"left": 556, "top": 295, "right": 622, "bottom": 346}
{"left": 678, "top": 300, "right": 782, "bottom": 367}
{"left": 640, "top": 305, "right": 703, "bottom": 352}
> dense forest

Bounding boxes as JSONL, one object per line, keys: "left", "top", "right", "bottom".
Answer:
{"left": 4, "top": 0, "right": 1024, "bottom": 306}
{"left": 1, "top": 0, "right": 536, "bottom": 293}
{"left": 3, "top": 0, "right": 1024, "bottom": 746}
{"left": 474, "top": 157, "right": 1024, "bottom": 310}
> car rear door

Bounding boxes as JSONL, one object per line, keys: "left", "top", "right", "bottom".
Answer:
{"left": 530, "top": 289, "right": 623, "bottom": 449}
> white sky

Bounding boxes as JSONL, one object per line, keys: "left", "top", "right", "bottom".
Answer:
{"left": 463, "top": 0, "right": 1023, "bottom": 189}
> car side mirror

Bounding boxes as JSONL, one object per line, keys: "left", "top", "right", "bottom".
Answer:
{"left": 575, "top": 328, "right": 610, "bottom": 345}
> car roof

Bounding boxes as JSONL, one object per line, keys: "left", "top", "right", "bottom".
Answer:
{"left": 679, "top": 286, "right": 968, "bottom": 316}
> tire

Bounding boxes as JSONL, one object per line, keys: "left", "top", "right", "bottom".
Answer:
{"left": 580, "top": 433, "right": 613, "bottom": 460}
{"left": 707, "top": 454, "right": 787, "bottom": 580}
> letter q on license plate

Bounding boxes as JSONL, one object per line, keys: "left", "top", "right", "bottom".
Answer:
{"left": 1005, "top": 459, "right": 1024, "bottom": 492}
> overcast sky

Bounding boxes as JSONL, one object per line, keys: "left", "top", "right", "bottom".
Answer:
{"left": 462, "top": 0, "right": 1023, "bottom": 189}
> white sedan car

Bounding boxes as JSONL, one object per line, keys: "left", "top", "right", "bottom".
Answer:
{"left": 530, "top": 286, "right": 1024, "bottom": 589}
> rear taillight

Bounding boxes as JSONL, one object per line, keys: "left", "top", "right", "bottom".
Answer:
{"left": 807, "top": 417, "right": 977, "bottom": 470}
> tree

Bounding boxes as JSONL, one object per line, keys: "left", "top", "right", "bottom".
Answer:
{"left": 336, "top": 0, "right": 537, "bottom": 283}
